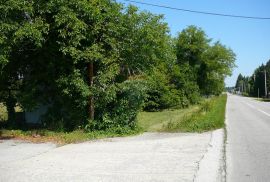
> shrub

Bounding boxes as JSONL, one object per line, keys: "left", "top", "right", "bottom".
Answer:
{"left": 87, "top": 80, "right": 147, "bottom": 131}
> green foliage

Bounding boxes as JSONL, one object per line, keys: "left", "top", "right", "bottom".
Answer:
{"left": 199, "top": 42, "right": 236, "bottom": 95}
{"left": 176, "top": 25, "right": 210, "bottom": 66}
{"left": 176, "top": 26, "right": 236, "bottom": 96}
{"left": 237, "top": 59, "right": 270, "bottom": 98}
{"left": 170, "top": 63, "right": 201, "bottom": 106}
{"left": 235, "top": 73, "right": 251, "bottom": 95}
{"left": 86, "top": 79, "right": 147, "bottom": 130}
{"left": 144, "top": 66, "right": 180, "bottom": 111}
{"left": 0, "top": 0, "right": 170, "bottom": 131}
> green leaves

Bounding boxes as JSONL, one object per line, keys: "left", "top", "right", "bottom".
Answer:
{"left": 176, "top": 25, "right": 210, "bottom": 66}
{"left": 13, "top": 17, "right": 49, "bottom": 47}
{"left": 176, "top": 26, "right": 236, "bottom": 96}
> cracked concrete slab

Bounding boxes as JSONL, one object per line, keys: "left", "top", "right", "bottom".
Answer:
{"left": 0, "top": 132, "right": 219, "bottom": 182}
{"left": 194, "top": 129, "right": 225, "bottom": 182}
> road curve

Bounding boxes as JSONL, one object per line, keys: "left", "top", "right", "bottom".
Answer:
{"left": 226, "top": 94, "right": 270, "bottom": 182}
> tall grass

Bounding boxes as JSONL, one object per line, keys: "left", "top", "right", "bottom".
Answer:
{"left": 137, "top": 105, "right": 200, "bottom": 132}
{"left": 163, "top": 94, "right": 227, "bottom": 132}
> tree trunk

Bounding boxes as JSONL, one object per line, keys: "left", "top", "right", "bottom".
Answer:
{"left": 88, "top": 62, "right": 94, "bottom": 120}
{"left": 6, "top": 90, "right": 16, "bottom": 125}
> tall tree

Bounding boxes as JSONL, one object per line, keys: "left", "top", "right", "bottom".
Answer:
{"left": 0, "top": 0, "right": 172, "bottom": 130}
{"left": 199, "top": 42, "right": 236, "bottom": 95}
{"left": 176, "top": 26, "right": 235, "bottom": 96}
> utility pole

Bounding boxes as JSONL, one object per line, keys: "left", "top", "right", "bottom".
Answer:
{"left": 258, "top": 88, "right": 260, "bottom": 98}
{"left": 264, "top": 70, "right": 267, "bottom": 98}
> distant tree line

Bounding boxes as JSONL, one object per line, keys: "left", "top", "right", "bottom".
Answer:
{"left": 235, "top": 60, "right": 270, "bottom": 97}
{"left": 0, "top": 0, "right": 235, "bottom": 131}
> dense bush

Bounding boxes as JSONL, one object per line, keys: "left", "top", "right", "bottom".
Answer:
{"left": 144, "top": 67, "right": 180, "bottom": 111}
{"left": 86, "top": 80, "right": 147, "bottom": 130}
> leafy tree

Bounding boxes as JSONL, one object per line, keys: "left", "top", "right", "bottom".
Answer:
{"left": 199, "top": 42, "right": 236, "bottom": 95}
{"left": 176, "top": 26, "right": 235, "bottom": 96}
{"left": 0, "top": 0, "right": 172, "bottom": 130}
{"left": 176, "top": 25, "right": 210, "bottom": 67}
{"left": 1, "top": 0, "right": 125, "bottom": 130}
{"left": 144, "top": 63, "right": 179, "bottom": 111}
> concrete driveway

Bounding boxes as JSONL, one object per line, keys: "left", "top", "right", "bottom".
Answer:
{"left": 0, "top": 131, "right": 223, "bottom": 182}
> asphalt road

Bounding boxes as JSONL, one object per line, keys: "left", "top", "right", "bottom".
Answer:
{"left": 0, "top": 132, "right": 222, "bottom": 182}
{"left": 226, "top": 94, "right": 270, "bottom": 182}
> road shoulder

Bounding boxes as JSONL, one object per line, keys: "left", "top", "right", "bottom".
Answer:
{"left": 194, "top": 129, "right": 225, "bottom": 182}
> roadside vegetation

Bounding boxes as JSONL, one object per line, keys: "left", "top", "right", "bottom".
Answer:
{"left": 138, "top": 95, "right": 227, "bottom": 133}
{"left": 0, "top": 0, "right": 234, "bottom": 142}
{"left": 1, "top": 95, "right": 227, "bottom": 143}
{"left": 137, "top": 105, "right": 200, "bottom": 132}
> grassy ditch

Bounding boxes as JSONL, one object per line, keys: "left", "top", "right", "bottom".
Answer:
{"left": 163, "top": 94, "right": 227, "bottom": 132}
{"left": 138, "top": 94, "right": 227, "bottom": 133}
{"left": 137, "top": 106, "right": 200, "bottom": 132}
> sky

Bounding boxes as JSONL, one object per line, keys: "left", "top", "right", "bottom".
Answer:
{"left": 116, "top": 0, "right": 270, "bottom": 87}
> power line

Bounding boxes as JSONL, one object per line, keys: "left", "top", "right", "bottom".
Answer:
{"left": 123, "top": 0, "right": 270, "bottom": 20}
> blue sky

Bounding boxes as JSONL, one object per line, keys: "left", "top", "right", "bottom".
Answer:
{"left": 116, "top": 0, "right": 270, "bottom": 87}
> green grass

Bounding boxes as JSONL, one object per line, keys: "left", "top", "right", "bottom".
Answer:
{"left": 163, "top": 94, "right": 227, "bottom": 132}
{"left": 138, "top": 94, "right": 227, "bottom": 133}
{"left": 137, "top": 106, "right": 200, "bottom": 132}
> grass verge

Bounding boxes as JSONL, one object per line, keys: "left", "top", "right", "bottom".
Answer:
{"left": 163, "top": 94, "right": 227, "bottom": 132}
{"left": 138, "top": 94, "right": 227, "bottom": 133}
{"left": 0, "top": 127, "right": 141, "bottom": 145}
{"left": 137, "top": 106, "right": 200, "bottom": 132}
